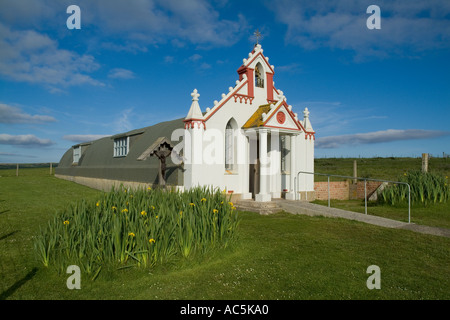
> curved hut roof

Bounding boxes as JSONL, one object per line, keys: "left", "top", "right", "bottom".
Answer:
{"left": 56, "top": 117, "right": 184, "bottom": 185}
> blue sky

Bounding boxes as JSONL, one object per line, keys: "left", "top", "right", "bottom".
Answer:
{"left": 1, "top": 0, "right": 449, "bottom": 163}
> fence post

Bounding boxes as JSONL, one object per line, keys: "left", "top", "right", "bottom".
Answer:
{"left": 16, "top": 163, "right": 19, "bottom": 177}
{"left": 50, "top": 162, "right": 53, "bottom": 175}
{"left": 294, "top": 176, "right": 297, "bottom": 201}
{"left": 327, "top": 176, "right": 330, "bottom": 208}
{"left": 364, "top": 179, "right": 367, "bottom": 215}
{"left": 422, "top": 153, "right": 429, "bottom": 173}
{"left": 408, "top": 183, "right": 411, "bottom": 224}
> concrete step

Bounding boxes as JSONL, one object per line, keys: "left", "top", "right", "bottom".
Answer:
{"left": 234, "top": 200, "right": 282, "bottom": 215}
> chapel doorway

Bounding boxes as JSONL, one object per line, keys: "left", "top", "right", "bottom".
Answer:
{"left": 249, "top": 136, "right": 260, "bottom": 198}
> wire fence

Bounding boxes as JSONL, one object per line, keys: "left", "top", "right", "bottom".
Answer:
{"left": 0, "top": 163, "right": 56, "bottom": 176}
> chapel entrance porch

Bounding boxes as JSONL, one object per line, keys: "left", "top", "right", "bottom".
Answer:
{"left": 246, "top": 129, "right": 296, "bottom": 202}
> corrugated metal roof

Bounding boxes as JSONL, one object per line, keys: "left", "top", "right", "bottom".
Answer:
{"left": 57, "top": 117, "right": 184, "bottom": 169}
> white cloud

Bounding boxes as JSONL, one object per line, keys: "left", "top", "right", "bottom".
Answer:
{"left": 270, "top": 0, "right": 450, "bottom": 58}
{"left": 189, "top": 54, "right": 203, "bottom": 62}
{"left": 0, "top": 0, "right": 248, "bottom": 49}
{"left": 63, "top": 134, "right": 110, "bottom": 143}
{"left": 108, "top": 68, "right": 135, "bottom": 80}
{"left": 0, "top": 134, "right": 54, "bottom": 147}
{"left": 200, "top": 62, "right": 212, "bottom": 70}
{"left": 164, "top": 56, "right": 175, "bottom": 63}
{"left": 114, "top": 108, "right": 134, "bottom": 133}
{"left": 0, "top": 103, "right": 56, "bottom": 124}
{"left": 316, "top": 129, "right": 450, "bottom": 149}
{"left": 276, "top": 63, "right": 302, "bottom": 74}
{"left": 0, "top": 23, "right": 103, "bottom": 90}
{"left": 0, "top": 152, "right": 37, "bottom": 158}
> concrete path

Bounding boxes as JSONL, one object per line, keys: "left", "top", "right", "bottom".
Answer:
{"left": 259, "top": 199, "right": 450, "bottom": 238}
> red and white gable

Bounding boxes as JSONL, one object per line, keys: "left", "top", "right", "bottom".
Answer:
{"left": 236, "top": 44, "right": 276, "bottom": 103}
{"left": 263, "top": 101, "right": 303, "bottom": 132}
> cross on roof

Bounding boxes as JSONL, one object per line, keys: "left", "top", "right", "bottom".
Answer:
{"left": 254, "top": 29, "right": 262, "bottom": 45}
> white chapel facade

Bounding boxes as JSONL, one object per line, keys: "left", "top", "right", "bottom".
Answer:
{"left": 56, "top": 44, "right": 315, "bottom": 201}
{"left": 181, "top": 44, "right": 315, "bottom": 202}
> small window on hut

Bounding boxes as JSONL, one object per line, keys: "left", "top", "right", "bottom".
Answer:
{"left": 114, "top": 136, "right": 129, "bottom": 157}
{"left": 73, "top": 146, "right": 81, "bottom": 163}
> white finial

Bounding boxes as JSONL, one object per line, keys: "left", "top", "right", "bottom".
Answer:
{"left": 191, "top": 89, "right": 200, "bottom": 101}
{"left": 303, "top": 107, "right": 313, "bottom": 131}
{"left": 303, "top": 107, "right": 310, "bottom": 118}
{"left": 186, "top": 89, "right": 203, "bottom": 120}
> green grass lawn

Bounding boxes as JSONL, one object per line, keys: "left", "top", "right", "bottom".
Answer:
{"left": 1, "top": 167, "right": 449, "bottom": 300}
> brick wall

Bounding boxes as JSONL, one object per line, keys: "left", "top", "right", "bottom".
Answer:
{"left": 354, "top": 181, "right": 382, "bottom": 199}
{"left": 314, "top": 181, "right": 350, "bottom": 200}
{"left": 314, "top": 181, "right": 382, "bottom": 201}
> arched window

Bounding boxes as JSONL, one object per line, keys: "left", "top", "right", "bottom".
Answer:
{"left": 225, "top": 119, "right": 235, "bottom": 171}
{"left": 255, "top": 63, "right": 264, "bottom": 88}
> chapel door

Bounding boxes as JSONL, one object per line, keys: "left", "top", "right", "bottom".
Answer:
{"left": 249, "top": 137, "right": 260, "bottom": 198}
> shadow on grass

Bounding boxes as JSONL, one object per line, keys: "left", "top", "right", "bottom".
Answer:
{"left": 0, "top": 200, "right": 9, "bottom": 215}
{"left": 0, "top": 267, "right": 38, "bottom": 300}
{"left": 0, "top": 231, "right": 18, "bottom": 241}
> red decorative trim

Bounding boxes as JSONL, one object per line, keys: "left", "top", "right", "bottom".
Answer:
{"left": 246, "top": 68, "right": 254, "bottom": 98}
{"left": 183, "top": 119, "right": 206, "bottom": 130}
{"left": 262, "top": 101, "right": 302, "bottom": 131}
{"left": 264, "top": 125, "right": 301, "bottom": 131}
{"left": 204, "top": 80, "right": 248, "bottom": 121}
{"left": 266, "top": 73, "right": 274, "bottom": 101}
{"left": 183, "top": 118, "right": 204, "bottom": 122}
{"left": 276, "top": 111, "right": 285, "bottom": 124}
{"left": 233, "top": 94, "right": 254, "bottom": 105}
{"left": 305, "top": 132, "right": 315, "bottom": 140}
